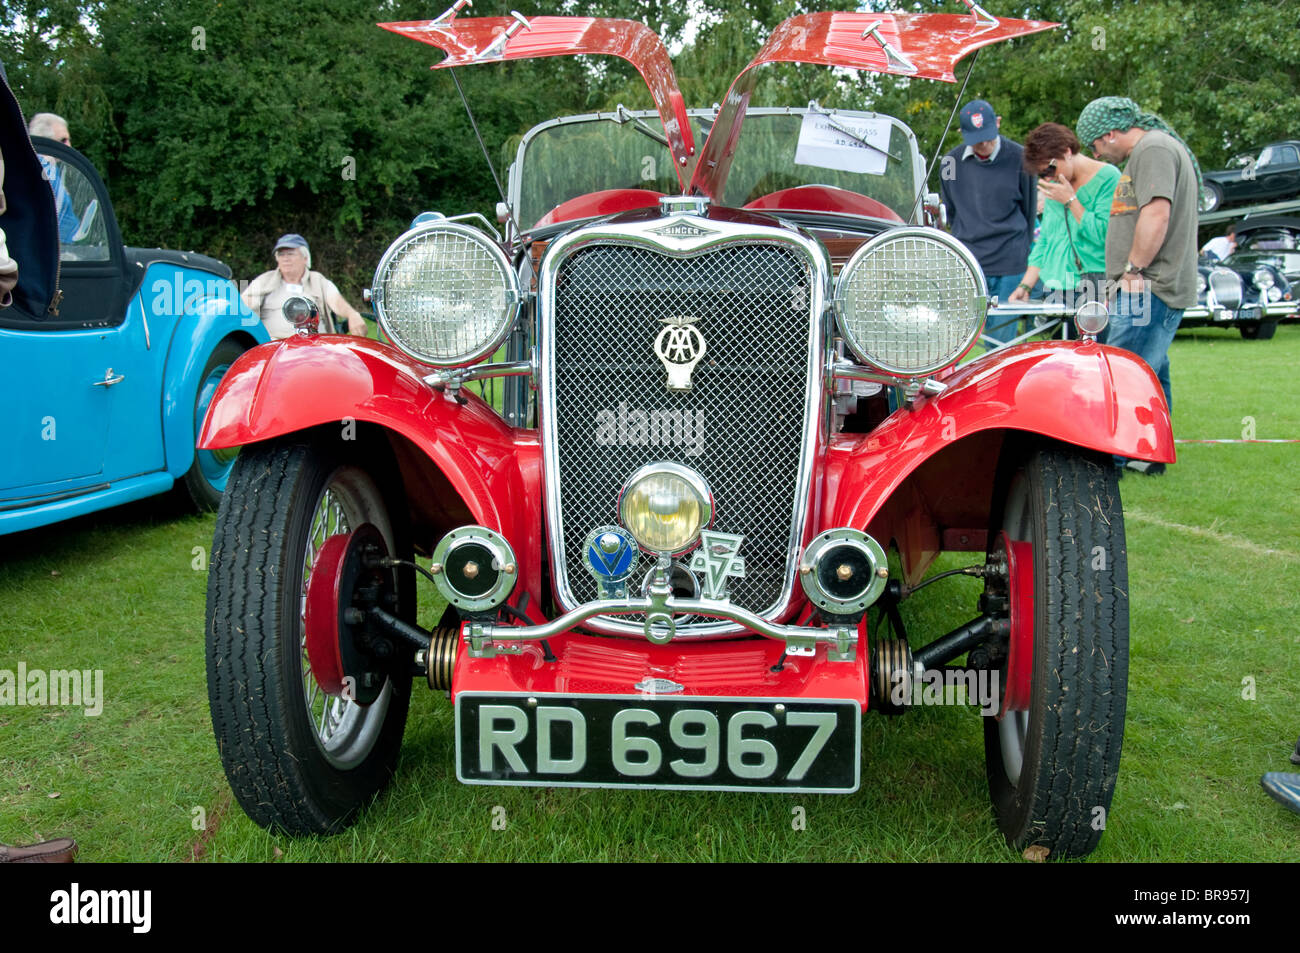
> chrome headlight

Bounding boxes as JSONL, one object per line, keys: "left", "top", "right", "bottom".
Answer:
{"left": 1253, "top": 267, "right": 1275, "bottom": 291}
{"left": 618, "top": 463, "right": 713, "bottom": 556}
{"left": 372, "top": 222, "right": 520, "bottom": 366}
{"left": 836, "top": 227, "right": 987, "bottom": 376}
{"left": 1196, "top": 272, "right": 1208, "bottom": 295}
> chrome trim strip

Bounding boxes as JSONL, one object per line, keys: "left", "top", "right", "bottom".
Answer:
{"left": 828, "top": 358, "right": 901, "bottom": 388}
{"left": 137, "top": 294, "right": 150, "bottom": 350}
{"left": 538, "top": 213, "right": 830, "bottom": 638}
{"left": 987, "top": 302, "right": 1081, "bottom": 317}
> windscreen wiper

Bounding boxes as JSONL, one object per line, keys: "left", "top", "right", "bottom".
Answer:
{"left": 610, "top": 103, "right": 670, "bottom": 148}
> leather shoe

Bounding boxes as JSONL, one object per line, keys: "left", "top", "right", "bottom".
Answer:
{"left": 1262, "top": 773, "right": 1300, "bottom": 816}
{"left": 1125, "top": 460, "right": 1166, "bottom": 476}
{"left": 0, "top": 838, "right": 78, "bottom": 863}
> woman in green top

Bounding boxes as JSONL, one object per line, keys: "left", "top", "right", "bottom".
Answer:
{"left": 1008, "top": 122, "right": 1121, "bottom": 304}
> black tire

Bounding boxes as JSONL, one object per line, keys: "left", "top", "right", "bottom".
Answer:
{"left": 1240, "top": 320, "right": 1278, "bottom": 340}
{"left": 982, "top": 446, "right": 1129, "bottom": 859}
{"left": 182, "top": 338, "right": 247, "bottom": 511}
{"left": 1200, "top": 181, "right": 1223, "bottom": 213}
{"left": 206, "top": 437, "right": 412, "bottom": 835}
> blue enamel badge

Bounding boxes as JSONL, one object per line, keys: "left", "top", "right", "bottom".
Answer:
{"left": 582, "top": 526, "right": 640, "bottom": 599}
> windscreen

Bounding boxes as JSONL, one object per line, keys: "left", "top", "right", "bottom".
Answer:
{"left": 516, "top": 110, "right": 920, "bottom": 230}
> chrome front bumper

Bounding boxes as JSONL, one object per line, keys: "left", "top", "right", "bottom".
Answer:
{"left": 464, "top": 592, "right": 857, "bottom": 663}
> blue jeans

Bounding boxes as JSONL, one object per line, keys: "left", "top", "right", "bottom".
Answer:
{"left": 1103, "top": 290, "right": 1182, "bottom": 411}
{"left": 983, "top": 273, "right": 1024, "bottom": 345}
{"left": 1105, "top": 290, "right": 1181, "bottom": 467}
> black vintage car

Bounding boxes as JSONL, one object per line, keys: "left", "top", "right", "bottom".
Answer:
{"left": 1181, "top": 217, "right": 1299, "bottom": 339}
{"left": 1232, "top": 217, "right": 1300, "bottom": 287}
{"left": 1200, "top": 142, "right": 1300, "bottom": 213}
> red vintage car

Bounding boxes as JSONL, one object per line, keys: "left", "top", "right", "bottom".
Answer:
{"left": 200, "top": 4, "right": 1174, "bottom": 859}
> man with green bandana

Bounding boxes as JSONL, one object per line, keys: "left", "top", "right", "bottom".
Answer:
{"left": 1076, "top": 97, "right": 1199, "bottom": 476}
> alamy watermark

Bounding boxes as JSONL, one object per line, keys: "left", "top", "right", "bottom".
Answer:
{"left": 890, "top": 666, "right": 1000, "bottom": 716}
{"left": 0, "top": 663, "right": 103, "bottom": 716}
{"left": 1036, "top": 278, "right": 1153, "bottom": 326}
{"left": 594, "top": 402, "right": 706, "bottom": 457}
{"left": 148, "top": 273, "right": 260, "bottom": 326}
{"left": 50, "top": 883, "right": 150, "bottom": 933}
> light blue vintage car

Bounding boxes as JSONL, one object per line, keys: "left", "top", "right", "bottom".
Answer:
{"left": 0, "top": 130, "right": 268, "bottom": 536}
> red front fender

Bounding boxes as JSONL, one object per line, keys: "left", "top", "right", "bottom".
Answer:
{"left": 199, "top": 336, "right": 542, "bottom": 598}
{"left": 825, "top": 341, "right": 1174, "bottom": 534}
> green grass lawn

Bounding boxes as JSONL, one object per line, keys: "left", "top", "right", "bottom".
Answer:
{"left": 1, "top": 325, "right": 1296, "bottom": 862}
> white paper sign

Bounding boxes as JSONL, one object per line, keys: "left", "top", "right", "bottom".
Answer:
{"left": 794, "top": 113, "right": 892, "bottom": 176}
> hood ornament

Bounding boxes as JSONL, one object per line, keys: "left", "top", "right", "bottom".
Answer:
{"left": 654, "top": 315, "right": 706, "bottom": 391}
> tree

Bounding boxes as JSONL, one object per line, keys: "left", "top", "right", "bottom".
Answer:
{"left": 4, "top": 0, "right": 1298, "bottom": 288}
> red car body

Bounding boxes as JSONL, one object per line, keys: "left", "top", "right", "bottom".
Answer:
{"left": 201, "top": 6, "right": 1172, "bottom": 859}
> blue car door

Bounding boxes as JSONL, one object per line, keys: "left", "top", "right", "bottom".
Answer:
{"left": 0, "top": 142, "right": 145, "bottom": 499}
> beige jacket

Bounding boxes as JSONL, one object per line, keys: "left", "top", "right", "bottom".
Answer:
{"left": 244, "top": 268, "right": 340, "bottom": 339}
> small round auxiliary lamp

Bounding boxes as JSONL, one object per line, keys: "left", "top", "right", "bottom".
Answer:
{"left": 282, "top": 294, "right": 320, "bottom": 336}
{"left": 1073, "top": 301, "right": 1109, "bottom": 342}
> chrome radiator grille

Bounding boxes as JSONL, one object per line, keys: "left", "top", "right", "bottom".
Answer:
{"left": 546, "top": 239, "right": 816, "bottom": 630}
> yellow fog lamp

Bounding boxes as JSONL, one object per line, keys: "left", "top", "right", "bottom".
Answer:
{"left": 617, "top": 463, "right": 713, "bottom": 555}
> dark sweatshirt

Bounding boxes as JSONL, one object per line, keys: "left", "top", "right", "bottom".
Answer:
{"left": 939, "top": 136, "right": 1037, "bottom": 276}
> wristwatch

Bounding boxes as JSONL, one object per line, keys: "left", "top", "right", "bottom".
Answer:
{"left": 1124, "top": 261, "right": 1146, "bottom": 277}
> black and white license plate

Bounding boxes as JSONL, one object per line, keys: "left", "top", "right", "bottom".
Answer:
{"left": 456, "top": 693, "right": 860, "bottom": 793}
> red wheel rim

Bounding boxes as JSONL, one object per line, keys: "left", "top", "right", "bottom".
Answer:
{"left": 998, "top": 532, "right": 1034, "bottom": 717}
{"left": 303, "top": 531, "right": 351, "bottom": 697}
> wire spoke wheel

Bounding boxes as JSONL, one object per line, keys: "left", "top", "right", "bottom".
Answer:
{"left": 981, "top": 445, "right": 1129, "bottom": 859}
{"left": 297, "top": 479, "right": 394, "bottom": 769}
{"left": 206, "top": 438, "right": 411, "bottom": 834}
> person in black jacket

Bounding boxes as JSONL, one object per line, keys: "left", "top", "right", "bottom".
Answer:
{"left": 0, "top": 61, "right": 60, "bottom": 321}
{"left": 939, "top": 99, "right": 1037, "bottom": 345}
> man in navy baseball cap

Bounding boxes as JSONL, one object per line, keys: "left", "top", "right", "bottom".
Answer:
{"left": 959, "top": 99, "right": 999, "bottom": 149}
{"left": 939, "top": 99, "right": 1037, "bottom": 344}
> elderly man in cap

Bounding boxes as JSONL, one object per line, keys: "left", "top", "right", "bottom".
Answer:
{"left": 28, "top": 112, "right": 79, "bottom": 242}
{"left": 242, "top": 233, "right": 367, "bottom": 339}
{"left": 939, "top": 99, "right": 1037, "bottom": 345}
{"left": 1076, "top": 97, "right": 1200, "bottom": 475}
